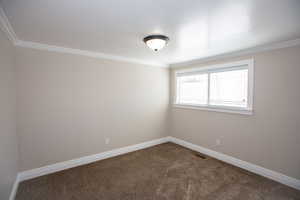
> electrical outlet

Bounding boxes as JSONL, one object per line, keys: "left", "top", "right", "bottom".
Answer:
{"left": 216, "top": 139, "right": 221, "bottom": 146}
{"left": 105, "top": 138, "right": 110, "bottom": 145}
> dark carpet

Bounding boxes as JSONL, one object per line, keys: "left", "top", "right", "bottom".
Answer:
{"left": 16, "top": 142, "right": 300, "bottom": 200}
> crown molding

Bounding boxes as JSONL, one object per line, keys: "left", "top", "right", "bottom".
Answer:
{"left": 170, "top": 38, "right": 300, "bottom": 68}
{"left": 0, "top": 6, "right": 18, "bottom": 44}
{"left": 2, "top": 4, "right": 300, "bottom": 69}
{"left": 15, "top": 40, "right": 169, "bottom": 68}
{"left": 0, "top": 5, "right": 168, "bottom": 68}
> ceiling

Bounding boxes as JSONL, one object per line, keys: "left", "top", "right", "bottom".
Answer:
{"left": 1, "top": 0, "right": 300, "bottom": 66}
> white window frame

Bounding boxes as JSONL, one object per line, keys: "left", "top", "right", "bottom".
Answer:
{"left": 174, "top": 59, "right": 254, "bottom": 115}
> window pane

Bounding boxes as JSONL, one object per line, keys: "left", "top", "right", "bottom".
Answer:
{"left": 209, "top": 69, "right": 248, "bottom": 108}
{"left": 177, "top": 74, "right": 208, "bottom": 105}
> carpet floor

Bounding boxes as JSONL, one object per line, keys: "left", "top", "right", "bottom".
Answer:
{"left": 16, "top": 142, "right": 300, "bottom": 200}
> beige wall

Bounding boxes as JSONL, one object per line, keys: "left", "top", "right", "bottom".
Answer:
{"left": 170, "top": 46, "right": 300, "bottom": 179}
{"left": 3, "top": 31, "right": 300, "bottom": 188}
{"left": 0, "top": 30, "right": 19, "bottom": 199}
{"left": 16, "top": 47, "right": 169, "bottom": 171}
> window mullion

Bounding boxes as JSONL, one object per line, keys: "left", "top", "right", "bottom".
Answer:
{"left": 176, "top": 77, "right": 181, "bottom": 104}
{"left": 207, "top": 72, "right": 210, "bottom": 106}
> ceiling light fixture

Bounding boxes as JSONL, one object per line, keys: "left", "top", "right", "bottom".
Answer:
{"left": 143, "top": 35, "right": 169, "bottom": 52}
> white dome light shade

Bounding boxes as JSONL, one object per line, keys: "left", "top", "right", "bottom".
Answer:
{"left": 143, "top": 35, "right": 169, "bottom": 51}
{"left": 145, "top": 39, "right": 166, "bottom": 51}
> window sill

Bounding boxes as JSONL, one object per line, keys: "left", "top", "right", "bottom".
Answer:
{"left": 173, "top": 104, "right": 253, "bottom": 115}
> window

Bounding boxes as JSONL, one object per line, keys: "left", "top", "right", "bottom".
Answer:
{"left": 176, "top": 74, "right": 208, "bottom": 105}
{"left": 174, "top": 59, "right": 253, "bottom": 115}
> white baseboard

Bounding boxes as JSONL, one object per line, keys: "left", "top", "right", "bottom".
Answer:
{"left": 15, "top": 135, "right": 300, "bottom": 197}
{"left": 169, "top": 136, "right": 300, "bottom": 191}
{"left": 18, "top": 137, "right": 169, "bottom": 182}
{"left": 9, "top": 175, "right": 20, "bottom": 200}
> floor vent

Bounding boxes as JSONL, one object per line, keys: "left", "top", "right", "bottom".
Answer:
{"left": 195, "top": 153, "right": 206, "bottom": 159}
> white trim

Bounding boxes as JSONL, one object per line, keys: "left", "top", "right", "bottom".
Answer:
{"left": 174, "top": 59, "right": 254, "bottom": 115}
{"left": 175, "top": 59, "right": 253, "bottom": 74}
{"left": 9, "top": 175, "right": 20, "bottom": 200}
{"left": 15, "top": 40, "right": 168, "bottom": 68}
{"left": 248, "top": 59, "right": 254, "bottom": 110}
{"left": 14, "top": 136, "right": 300, "bottom": 193}
{"left": 18, "top": 137, "right": 169, "bottom": 181}
{"left": 169, "top": 136, "right": 300, "bottom": 191}
{"left": 173, "top": 104, "right": 253, "bottom": 115}
{"left": 0, "top": 6, "right": 167, "bottom": 68}
{"left": 0, "top": 6, "right": 18, "bottom": 44}
{"left": 170, "top": 38, "right": 300, "bottom": 68}
{"left": 2, "top": 3, "right": 300, "bottom": 68}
